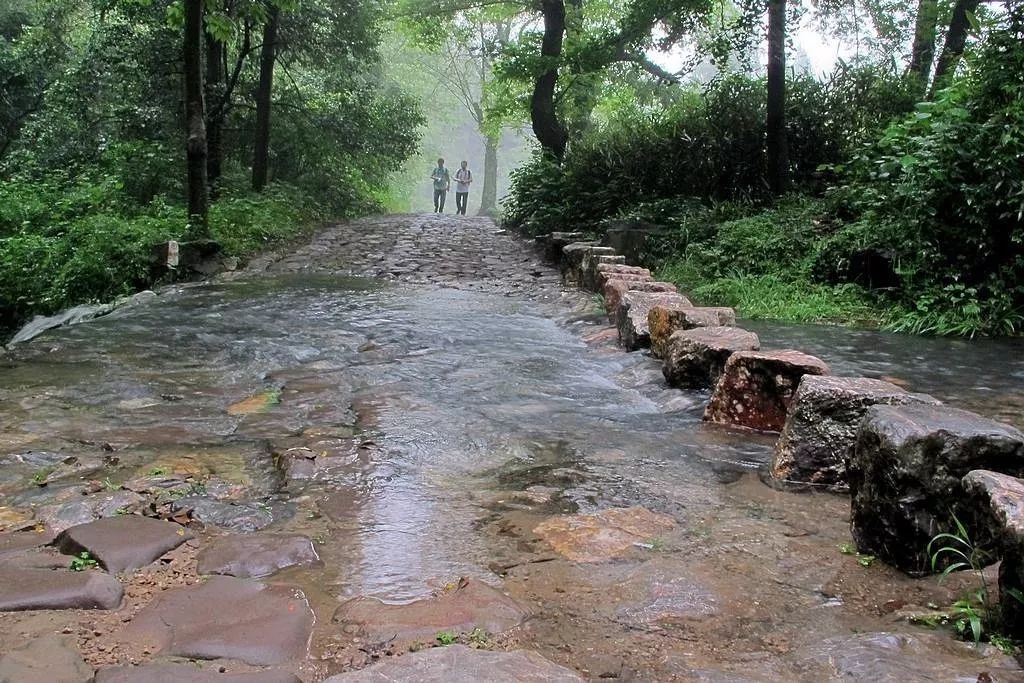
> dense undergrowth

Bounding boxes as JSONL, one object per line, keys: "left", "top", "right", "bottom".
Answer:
{"left": 0, "top": 172, "right": 333, "bottom": 337}
{"left": 503, "top": 13, "right": 1024, "bottom": 337}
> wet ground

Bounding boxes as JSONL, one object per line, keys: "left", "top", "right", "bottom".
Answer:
{"left": 2, "top": 213, "right": 1024, "bottom": 681}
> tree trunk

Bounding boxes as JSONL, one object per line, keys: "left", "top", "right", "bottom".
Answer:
{"left": 205, "top": 27, "right": 224, "bottom": 198}
{"left": 478, "top": 133, "right": 499, "bottom": 215}
{"left": 929, "top": 0, "right": 980, "bottom": 98}
{"left": 766, "top": 0, "right": 789, "bottom": 195}
{"left": 531, "top": 0, "right": 568, "bottom": 161}
{"left": 907, "top": 0, "right": 939, "bottom": 94}
{"left": 184, "top": 0, "right": 208, "bottom": 235}
{"left": 252, "top": 6, "right": 279, "bottom": 193}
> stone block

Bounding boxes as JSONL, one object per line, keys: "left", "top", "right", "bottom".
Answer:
{"left": 849, "top": 405, "right": 1024, "bottom": 575}
{"left": 662, "top": 327, "right": 760, "bottom": 389}
{"left": 648, "top": 305, "right": 736, "bottom": 359}
{"left": 603, "top": 280, "right": 680, "bottom": 322}
{"left": 615, "top": 291, "right": 690, "bottom": 351}
{"left": 595, "top": 263, "right": 652, "bottom": 290}
{"left": 561, "top": 243, "right": 616, "bottom": 287}
{"left": 771, "top": 376, "right": 940, "bottom": 492}
{"left": 703, "top": 350, "right": 830, "bottom": 432}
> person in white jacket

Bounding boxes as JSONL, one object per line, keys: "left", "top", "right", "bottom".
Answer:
{"left": 453, "top": 160, "right": 473, "bottom": 216}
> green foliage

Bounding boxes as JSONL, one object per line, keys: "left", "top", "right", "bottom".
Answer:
{"left": 927, "top": 515, "right": 996, "bottom": 644}
{"left": 69, "top": 551, "right": 98, "bottom": 572}
{"left": 828, "top": 10, "right": 1024, "bottom": 336}
{"left": 435, "top": 631, "right": 457, "bottom": 645}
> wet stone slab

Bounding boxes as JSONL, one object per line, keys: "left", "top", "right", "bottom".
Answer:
{"left": 196, "top": 533, "right": 321, "bottom": 578}
{"left": 662, "top": 326, "right": 760, "bottom": 390}
{"left": 94, "top": 664, "right": 301, "bottom": 683}
{"left": 170, "top": 496, "right": 275, "bottom": 532}
{"left": 117, "top": 575, "right": 314, "bottom": 666}
{"left": 323, "top": 644, "right": 583, "bottom": 682}
{"left": 0, "top": 567, "right": 123, "bottom": 610}
{"left": 54, "top": 515, "right": 193, "bottom": 574}
{"left": 332, "top": 578, "right": 529, "bottom": 647}
{"left": 533, "top": 506, "right": 677, "bottom": 563}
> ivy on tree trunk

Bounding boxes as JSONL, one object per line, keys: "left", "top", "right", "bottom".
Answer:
{"left": 184, "top": 0, "right": 209, "bottom": 235}
{"left": 531, "top": 0, "right": 568, "bottom": 161}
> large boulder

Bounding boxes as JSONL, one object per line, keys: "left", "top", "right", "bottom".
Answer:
{"left": 561, "top": 243, "right": 616, "bottom": 287}
{"left": 332, "top": 577, "right": 528, "bottom": 648}
{"left": 770, "top": 376, "right": 940, "bottom": 492}
{"left": 849, "top": 405, "right": 1024, "bottom": 575}
{"left": 615, "top": 291, "right": 691, "bottom": 351}
{"left": 703, "top": 350, "right": 830, "bottom": 432}
{"left": 662, "top": 327, "right": 760, "bottom": 390}
{"left": 648, "top": 305, "right": 736, "bottom": 359}
{"left": 595, "top": 263, "right": 651, "bottom": 290}
{"left": 323, "top": 645, "right": 583, "bottom": 682}
{"left": 962, "top": 470, "right": 1024, "bottom": 637}
{"left": 603, "top": 280, "right": 680, "bottom": 322}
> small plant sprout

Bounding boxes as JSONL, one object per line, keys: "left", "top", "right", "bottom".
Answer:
{"left": 435, "top": 631, "right": 457, "bottom": 646}
{"left": 31, "top": 468, "right": 53, "bottom": 486}
{"left": 838, "top": 542, "right": 856, "bottom": 555}
{"left": 69, "top": 551, "right": 99, "bottom": 572}
{"left": 927, "top": 514, "right": 995, "bottom": 644}
{"left": 149, "top": 467, "right": 167, "bottom": 476}
{"left": 857, "top": 555, "right": 876, "bottom": 568}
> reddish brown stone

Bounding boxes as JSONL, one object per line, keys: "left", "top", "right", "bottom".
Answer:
{"left": 117, "top": 575, "right": 314, "bottom": 665}
{"left": 595, "top": 263, "right": 651, "bottom": 290}
{"left": 603, "top": 280, "right": 680, "bottom": 322}
{"left": 55, "top": 515, "right": 193, "bottom": 574}
{"left": 561, "top": 243, "right": 616, "bottom": 287}
{"left": 0, "top": 567, "right": 124, "bottom": 611}
{"left": 648, "top": 306, "right": 735, "bottom": 359}
{"left": 616, "top": 291, "right": 691, "bottom": 351}
{"left": 332, "top": 578, "right": 528, "bottom": 648}
{"left": 703, "top": 350, "right": 830, "bottom": 432}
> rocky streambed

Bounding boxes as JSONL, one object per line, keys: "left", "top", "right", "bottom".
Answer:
{"left": 1, "top": 214, "right": 1024, "bottom": 681}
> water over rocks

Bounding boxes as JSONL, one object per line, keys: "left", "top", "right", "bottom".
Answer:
{"left": 1, "top": 215, "right": 1023, "bottom": 679}
{"left": 332, "top": 578, "right": 528, "bottom": 649}
{"left": 323, "top": 644, "right": 583, "bottom": 683}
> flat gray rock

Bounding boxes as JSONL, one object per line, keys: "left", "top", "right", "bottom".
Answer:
{"left": 95, "top": 664, "right": 300, "bottom": 683}
{"left": 0, "top": 635, "right": 93, "bottom": 683}
{"left": 196, "top": 533, "right": 321, "bottom": 578}
{"left": 323, "top": 645, "right": 583, "bottom": 682}
{"left": 118, "top": 575, "right": 314, "bottom": 666}
{"left": 55, "top": 515, "right": 193, "bottom": 574}
{"left": 171, "top": 496, "right": 274, "bottom": 532}
{"left": 0, "top": 567, "right": 123, "bottom": 610}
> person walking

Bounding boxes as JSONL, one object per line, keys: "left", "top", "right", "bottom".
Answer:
{"left": 453, "top": 161, "right": 473, "bottom": 216}
{"left": 431, "top": 158, "right": 450, "bottom": 213}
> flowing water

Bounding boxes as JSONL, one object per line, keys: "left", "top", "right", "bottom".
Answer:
{"left": 2, "top": 215, "right": 1023, "bottom": 681}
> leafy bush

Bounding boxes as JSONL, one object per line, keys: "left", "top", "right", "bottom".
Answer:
{"left": 829, "top": 11, "right": 1024, "bottom": 336}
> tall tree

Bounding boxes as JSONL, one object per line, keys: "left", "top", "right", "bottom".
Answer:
{"left": 252, "top": 4, "right": 280, "bottom": 192}
{"left": 765, "top": 0, "right": 788, "bottom": 194}
{"left": 532, "top": 0, "right": 568, "bottom": 160}
{"left": 907, "top": 0, "right": 939, "bottom": 93}
{"left": 184, "top": 0, "right": 209, "bottom": 234}
{"left": 929, "top": 0, "right": 980, "bottom": 97}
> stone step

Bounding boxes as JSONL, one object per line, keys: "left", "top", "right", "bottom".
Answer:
{"left": 603, "top": 280, "right": 680, "bottom": 323}
{"left": 662, "top": 326, "right": 760, "bottom": 390}
{"left": 615, "top": 291, "right": 691, "bottom": 351}
{"left": 648, "top": 305, "right": 736, "bottom": 359}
